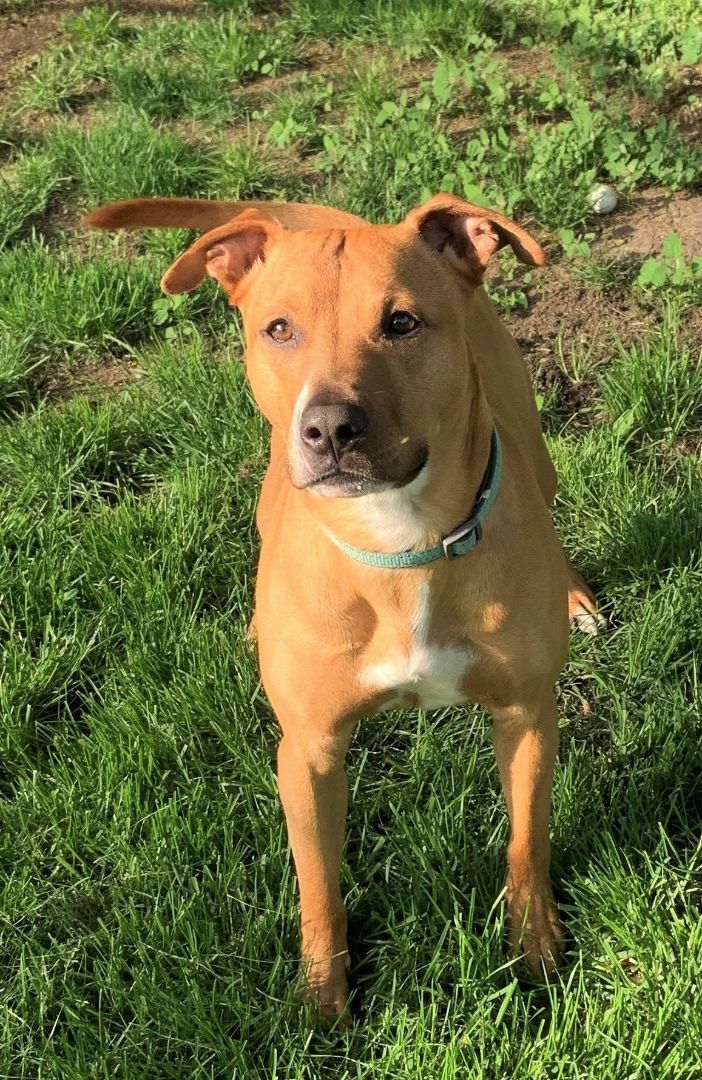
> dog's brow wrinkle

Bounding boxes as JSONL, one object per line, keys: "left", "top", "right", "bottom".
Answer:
{"left": 318, "top": 230, "right": 346, "bottom": 260}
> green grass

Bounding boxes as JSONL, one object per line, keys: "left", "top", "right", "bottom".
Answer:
{"left": 43, "top": 111, "right": 215, "bottom": 204}
{"left": 14, "top": 9, "right": 298, "bottom": 123}
{"left": 1, "top": 0, "right": 701, "bottom": 1075}
{"left": 0, "top": 241, "right": 160, "bottom": 359}
{"left": 600, "top": 308, "right": 702, "bottom": 445}
{"left": 0, "top": 151, "right": 65, "bottom": 248}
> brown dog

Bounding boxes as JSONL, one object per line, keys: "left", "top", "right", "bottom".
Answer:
{"left": 85, "top": 194, "right": 601, "bottom": 1016}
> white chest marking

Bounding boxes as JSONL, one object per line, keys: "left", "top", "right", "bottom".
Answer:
{"left": 360, "top": 582, "right": 472, "bottom": 710}
{"left": 355, "top": 463, "right": 433, "bottom": 549}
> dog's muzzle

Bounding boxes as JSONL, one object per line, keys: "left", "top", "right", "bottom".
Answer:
{"left": 294, "top": 397, "right": 426, "bottom": 496}
{"left": 300, "top": 401, "right": 368, "bottom": 462}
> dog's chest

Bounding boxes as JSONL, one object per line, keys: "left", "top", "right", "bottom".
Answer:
{"left": 358, "top": 581, "right": 472, "bottom": 710}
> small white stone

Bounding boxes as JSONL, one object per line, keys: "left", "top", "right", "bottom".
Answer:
{"left": 590, "top": 184, "right": 618, "bottom": 215}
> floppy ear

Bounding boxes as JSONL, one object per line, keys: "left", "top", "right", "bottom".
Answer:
{"left": 160, "top": 210, "right": 281, "bottom": 297}
{"left": 404, "top": 193, "right": 545, "bottom": 281}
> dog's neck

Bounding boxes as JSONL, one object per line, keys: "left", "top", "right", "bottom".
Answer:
{"left": 298, "top": 386, "right": 495, "bottom": 557}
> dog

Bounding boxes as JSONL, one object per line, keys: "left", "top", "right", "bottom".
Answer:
{"left": 85, "top": 193, "right": 602, "bottom": 1016}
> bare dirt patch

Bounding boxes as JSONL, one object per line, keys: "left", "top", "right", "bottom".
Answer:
{"left": 0, "top": 2, "right": 78, "bottom": 93}
{"left": 37, "top": 197, "right": 83, "bottom": 241}
{"left": 502, "top": 264, "right": 650, "bottom": 424}
{"left": 501, "top": 186, "right": 702, "bottom": 426}
{"left": 663, "top": 62, "right": 702, "bottom": 142}
{"left": 42, "top": 353, "right": 145, "bottom": 403}
{"left": 505, "top": 186, "right": 702, "bottom": 362}
{"left": 110, "top": 0, "right": 196, "bottom": 13}
{"left": 497, "top": 44, "right": 560, "bottom": 84}
{"left": 594, "top": 186, "right": 702, "bottom": 258}
{"left": 504, "top": 265, "right": 649, "bottom": 363}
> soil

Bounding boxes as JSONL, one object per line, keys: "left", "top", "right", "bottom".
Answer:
{"left": 663, "top": 63, "right": 702, "bottom": 142}
{"left": 0, "top": 2, "right": 78, "bottom": 97}
{"left": 593, "top": 186, "right": 702, "bottom": 258}
{"left": 498, "top": 44, "right": 560, "bottom": 83}
{"left": 499, "top": 184, "right": 702, "bottom": 420}
{"left": 0, "top": 0, "right": 195, "bottom": 106}
{"left": 41, "top": 353, "right": 145, "bottom": 402}
{"left": 504, "top": 266, "right": 649, "bottom": 361}
{"left": 500, "top": 265, "right": 648, "bottom": 426}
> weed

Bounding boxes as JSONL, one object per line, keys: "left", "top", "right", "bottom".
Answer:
{"left": 64, "top": 5, "right": 126, "bottom": 47}
{"left": 636, "top": 232, "right": 702, "bottom": 305}
{"left": 16, "top": 53, "right": 104, "bottom": 114}
{"left": 260, "top": 74, "right": 335, "bottom": 152}
{"left": 555, "top": 334, "right": 604, "bottom": 387}
{"left": 0, "top": 333, "right": 35, "bottom": 414}
{"left": 559, "top": 229, "right": 640, "bottom": 292}
{"left": 0, "top": 240, "right": 159, "bottom": 355}
{"left": 106, "top": 14, "right": 298, "bottom": 121}
{"left": 207, "top": 135, "right": 308, "bottom": 202}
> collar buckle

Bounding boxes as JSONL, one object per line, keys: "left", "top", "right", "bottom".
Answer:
{"left": 441, "top": 518, "right": 483, "bottom": 560}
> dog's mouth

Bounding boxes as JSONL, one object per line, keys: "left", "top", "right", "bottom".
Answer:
{"left": 304, "top": 449, "right": 428, "bottom": 498}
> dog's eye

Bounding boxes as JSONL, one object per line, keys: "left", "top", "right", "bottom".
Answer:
{"left": 384, "top": 310, "right": 422, "bottom": 337}
{"left": 265, "top": 318, "right": 293, "bottom": 343}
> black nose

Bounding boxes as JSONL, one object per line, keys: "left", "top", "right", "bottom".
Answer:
{"left": 300, "top": 402, "right": 368, "bottom": 460}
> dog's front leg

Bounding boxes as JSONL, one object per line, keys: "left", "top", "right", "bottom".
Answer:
{"left": 491, "top": 690, "right": 565, "bottom": 973}
{"left": 277, "top": 721, "right": 354, "bottom": 1016}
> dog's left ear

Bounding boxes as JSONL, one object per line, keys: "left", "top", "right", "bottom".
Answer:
{"left": 404, "top": 193, "right": 545, "bottom": 281}
{"left": 160, "top": 210, "right": 282, "bottom": 298}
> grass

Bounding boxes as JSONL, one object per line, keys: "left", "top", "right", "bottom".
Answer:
{"left": 0, "top": 151, "right": 65, "bottom": 249}
{"left": 2, "top": 241, "right": 149, "bottom": 333}
{"left": 14, "top": 10, "right": 298, "bottom": 122}
{"left": 600, "top": 308, "right": 702, "bottom": 444}
{"left": 0, "top": 0, "right": 701, "bottom": 1075}
{"left": 43, "top": 111, "right": 216, "bottom": 203}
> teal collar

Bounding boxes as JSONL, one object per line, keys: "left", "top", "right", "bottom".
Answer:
{"left": 326, "top": 428, "right": 502, "bottom": 569}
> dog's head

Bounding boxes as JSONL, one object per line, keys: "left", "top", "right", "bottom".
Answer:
{"left": 86, "top": 194, "right": 543, "bottom": 498}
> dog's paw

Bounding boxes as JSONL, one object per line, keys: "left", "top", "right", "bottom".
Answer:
{"left": 299, "top": 952, "right": 351, "bottom": 1024}
{"left": 567, "top": 564, "right": 606, "bottom": 635}
{"left": 569, "top": 592, "right": 607, "bottom": 635}
{"left": 507, "top": 885, "right": 566, "bottom": 976}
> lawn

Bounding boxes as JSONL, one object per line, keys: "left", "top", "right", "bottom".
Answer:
{"left": 1, "top": 0, "right": 701, "bottom": 1076}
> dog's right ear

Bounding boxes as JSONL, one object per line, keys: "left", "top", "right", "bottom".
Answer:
{"left": 404, "top": 193, "right": 544, "bottom": 283}
{"left": 160, "top": 210, "right": 282, "bottom": 298}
